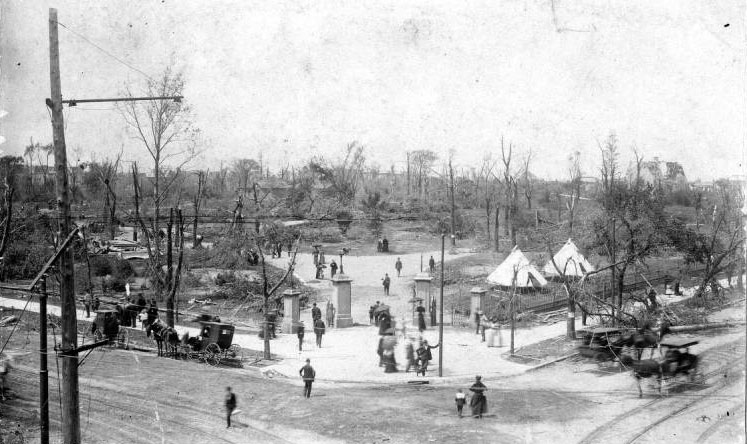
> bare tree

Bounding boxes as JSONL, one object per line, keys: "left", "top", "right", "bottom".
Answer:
{"left": 191, "top": 170, "right": 208, "bottom": 247}
{"left": 121, "top": 68, "right": 197, "bottom": 316}
{"left": 567, "top": 150, "right": 582, "bottom": 237}
{"left": 475, "top": 154, "right": 497, "bottom": 247}
{"left": 121, "top": 68, "right": 198, "bottom": 276}
{"left": 0, "top": 156, "right": 20, "bottom": 279}
{"left": 500, "top": 138, "right": 521, "bottom": 247}
{"left": 92, "top": 151, "right": 123, "bottom": 239}
{"left": 310, "top": 142, "right": 366, "bottom": 209}
{"left": 408, "top": 150, "right": 438, "bottom": 198}
{"left": 521, "top": 149, "right": 534, "bottom": 209}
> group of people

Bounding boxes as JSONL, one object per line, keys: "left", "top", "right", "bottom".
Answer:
{"left": 376, "top": 237, "right": 389, "bottom": 252}
{"left": 455, "top": 376, "right": 489, "bottom": 418}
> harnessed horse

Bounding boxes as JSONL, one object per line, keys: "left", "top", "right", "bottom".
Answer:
{"left": 145, "top": 319, "right": 180, "bottom": 357}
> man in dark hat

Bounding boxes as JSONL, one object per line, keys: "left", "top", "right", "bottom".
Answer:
{"left": 311, "top": 303, "right": 322, "bottom": 322}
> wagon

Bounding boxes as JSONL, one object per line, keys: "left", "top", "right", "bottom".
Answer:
{"left": 92, "top": 309, "right": 129, "bottom": 349}
{"left": 183, "top": 321, "right": 240, "bottom": 366}
{"left": 659, "top": 338, "right": 701, "bottom": 383}
{"left": 576, "top": 327, "right": 624, "bottom": 362}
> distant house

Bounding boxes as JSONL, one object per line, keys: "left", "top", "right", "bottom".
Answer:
{"left": 627, "top": 157, "right": 688, "bottom": 192}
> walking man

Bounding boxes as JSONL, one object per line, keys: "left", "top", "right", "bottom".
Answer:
{"left": 313, "top": 318, "right": 326, "bottom": 348}
{"left": 429, "top": 255, "right": 436, "bottom": 274}
{"left": 84, "top": 292, "right": 92, "bottom": 318}
{"left": 395, "top": 258, "right": 403, "bottom": 277}
{"left": 224, "top": 386, "right": 237, "bottom": 428}
{"left": 311, "top": 303, "right": 322, "bottom": 322}
{"left": 297, "top": 322, "right": 305, "bottom": 352}
{"left": 382, "top": 274, "right": 391, "bottom": 295}
{"left": 299, "top": 358, "right": 316, "bottom": 398}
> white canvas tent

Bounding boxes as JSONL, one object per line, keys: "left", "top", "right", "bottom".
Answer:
{"left": 543, "top": 239, "right": 595, "bottom": 278}
{"left": 486, "top": 246, "right": 548, "bottom": 288}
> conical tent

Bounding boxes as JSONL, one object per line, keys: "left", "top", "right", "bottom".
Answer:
{"left": 543, "top": 239, "right": 595, "bottom": 277}
{"left": 486, "top": 247, "right": 548, "bottom": 288}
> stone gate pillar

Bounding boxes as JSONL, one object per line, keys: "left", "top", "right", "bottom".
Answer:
{"left": 413, "top": 272, "right": 433, "bottom": 323}
{"left": 332, "top": 274, "right": 353, "bottom": 328}
{"left": 470, "top": 287, "right": 487, "bottom": 330}
{"left": 282, "top": 289, "right": 301, "bottom": 333}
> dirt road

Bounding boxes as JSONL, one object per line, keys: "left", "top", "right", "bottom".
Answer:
{"left": 2, "top": 326, "right": 743, "bottom": 443}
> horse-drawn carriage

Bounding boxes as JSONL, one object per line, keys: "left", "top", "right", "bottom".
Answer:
{"left": 576, "top": 327, "right": 624, "bottom": 362}
{"left": 619, "top": 336, "right": 702, "bottom": 397}
{"left": 91, "top": 309, "right": 129, "bottom": 349}
{"left": 182, "top": 321, "right": 241, "bottom": 366}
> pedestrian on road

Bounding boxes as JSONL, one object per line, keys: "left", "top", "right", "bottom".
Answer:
{"left": 311, "top": 303, "right": 322, "bottom": 322}
{"left": 469, "top": 376, "right": 488, "bottom": 418}
{"left": 416, "top": 340, "right": 439, "bottom": 376}
{"left": 455, "top": 389, "right": 467, "bottom": 417}
{"left": 224, "top": 386, "right": 237, "bottom": 428}
{"left": 382, "top": 274, "right": 391, "bottom": 295}
{"left": 416, "top": 301, "right": 427, "bottom": 332}
{"left": 369, "top": 304, "right": 375, "bottom": 324}
{"left": 84, "top": 292, "right": 92, "bottom": 318}
{"left": 326, "top": 302, "right": 335, "bottom": 327}
{"left": 395, "top": 258, "right": 402, "bottom": 277}
{"left": 297, "top": 322, "right": 305, "bottom": 352}
{"left": 405, "top": 340, "right": 415, "bottom": 373}
{"left": 299, "top": 359, "right": 316, "bottom": 398}
{"left": 329, "top": 260, "right": 338, "bottom": 278}
{"left": 429, "top": 255, "right": 436, "bottom": 274}
{"left": 93, "top": 296, "right": 100, "bottom": 312}
{"left": 313, "top": 318, "right": 326, "bottom": 348}
{"left": 480, "top": 312, "right": 489, "bottom": 342}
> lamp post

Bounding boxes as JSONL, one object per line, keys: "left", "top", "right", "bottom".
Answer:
{"left": 338, "top": 249, "right": 346, "bottom": 275}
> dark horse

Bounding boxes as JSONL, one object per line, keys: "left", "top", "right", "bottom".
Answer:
{"left": 619, "top": 351, "right": 698, "bottom": 398}
{"left": 145, "top": 319, "right": 180, "bottom": 357}
{"left": 619, "top": 355, "right": 663, "bottom": 397}
{"left": 613, "top": 321, "right": 671, "bottom": 360}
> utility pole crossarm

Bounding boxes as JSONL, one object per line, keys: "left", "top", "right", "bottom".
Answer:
{"left": 61, "top": 96, "right": 183, "bottom": 106}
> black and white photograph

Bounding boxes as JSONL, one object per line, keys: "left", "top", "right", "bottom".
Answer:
{"left": 0, "top": 1, "right": 744, "bottom": 443}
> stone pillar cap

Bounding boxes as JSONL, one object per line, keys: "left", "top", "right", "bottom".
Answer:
{"left": 283, "top": 288, "right": 302, "bottom": 296}
{"left": 414, "top": 272, "right": 433, "bottom": 282}
{"left": 332, "top": 274, "right": 353, "bottom": 282}
{"left": 470, "top": 287, "right": 487, "bottom": 294}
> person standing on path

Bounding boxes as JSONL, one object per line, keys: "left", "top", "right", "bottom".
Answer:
{"left": 297, "top": 322, "right": 305, "bottom": 352}
{"left": 313, "top": 318, "right": 326, "bottom": 347}
{"left": 299, "top": 359, "right": 316, "bottom": 398}
{"left": 416, "top": 301, "right": 427, "bottom": 332}
{"left": 429, "top": 255, "right": 436, "bottom": 274}
{"left": 326, "top": 302, "right": 335, "bottom": 327}
{"left": 405, "top": 340, "right": 416, "bottom": 373}
{"left": 329, "top": 260, "right": 338, "bottom": 278}
{"left": 311, "top": 303, "right": 322, "bottom": 322}
{"left": 395, "top": 258, "right": 403, "bottom": 277}
{"left": 455, "top": 389, "right": 467, "bottom": 418}
{"left": 84, "top": 292, "right": 92, "bottom": 318}
{"left": 415, "top": 340, "right": 439, "bottom": 376}
{"left": 469, "top": 376, "right": 488, "bottom": 418}
{"left": 224, "top": 386, "right": 237, "bottom": 428}
{"left": 382, "top": 274, "right": 391, "bottom": 295}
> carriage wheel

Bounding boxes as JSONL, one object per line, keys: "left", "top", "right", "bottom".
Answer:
{"left": 228, "top": 344, "right": 241, "bottom": 358}
{"left": 205, "top": 343, "right": 221, "bottom": 366}
{"left": 189, "top": 350, "right": 202, "bottom": 363}
{"left": 117, "top": 329, "right": 129, "bottom": 350}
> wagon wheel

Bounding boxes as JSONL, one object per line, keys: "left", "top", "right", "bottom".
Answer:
{"left": 228, "top": 344, "right": 241, "bottom": 358}
{"left": 117, "top": 329, "right": 129, "bottom": 350}
{"left": 189, "top": 350, "right": 202, "bottom": 363}
{"left": 205, "top": 343, "right": 221, "bottom": 366}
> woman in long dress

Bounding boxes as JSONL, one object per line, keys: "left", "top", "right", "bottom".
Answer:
{"left": 469, "top": 375, "right": 488, "bottom": 418}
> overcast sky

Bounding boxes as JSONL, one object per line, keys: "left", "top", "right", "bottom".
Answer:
{"left": 0, "top": 0, "right": 743, "bottom": 181}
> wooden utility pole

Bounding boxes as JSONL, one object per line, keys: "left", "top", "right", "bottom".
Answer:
{"left": 438, "top": 234, "right": 445, "bottom": 377}
{"left": 48, "top": 9, "right": 81, "bottom": 443}
{"left": 39, "top": 276, "right": 49, "bottom": 444}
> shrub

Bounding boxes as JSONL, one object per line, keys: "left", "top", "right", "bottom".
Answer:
{"left": 90, "top": 255, "right": 113, "bottom": 277}
{"left": 113, "top": 259, "right": 134, "bottom": 279}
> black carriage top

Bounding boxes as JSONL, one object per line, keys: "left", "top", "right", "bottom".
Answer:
{"left": 198, "top": 321, "right": 235, "bottom": 350}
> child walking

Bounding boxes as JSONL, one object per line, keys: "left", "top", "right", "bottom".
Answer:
{"left": 455, "top": 389, "right": 467, "bottom": 417}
